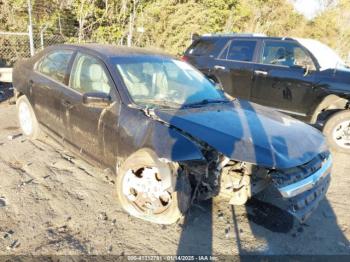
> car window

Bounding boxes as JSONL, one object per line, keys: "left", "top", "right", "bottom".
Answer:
{"left": 37, "top": 50, "right": 73, "bottom": 84}
{"left": 69, "top": 53, "right": 112, "bottom": 94}
{"left": 262, "top": 41, "right": 316, "bottom": 69}
{"left": 187, "top": 40, "right": 216, "bottom": 56}
{"left": 220, "top": 40, "right": 257, "bottom": 62}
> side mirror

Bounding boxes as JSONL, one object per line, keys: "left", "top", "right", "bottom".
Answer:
{"left": 303, "top": 64, "right": 310, "bottom": 76}
{"left": 83, "top": 92, "right": 111, "bottom": 106}
{"left": 294, "top": 60, "right": 315, "bottom": 76}
{"left": 291, "top": 64, "right": 311, "bottom": 76}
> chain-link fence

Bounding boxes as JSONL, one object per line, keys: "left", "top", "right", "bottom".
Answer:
{"left": 0, "top": 33, "right": 29, "bottom": 67}
{"left": 0, "top": 33, "right": 65, "bottom": 67}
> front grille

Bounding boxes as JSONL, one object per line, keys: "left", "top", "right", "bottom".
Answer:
{"left": 270, "top": 151, "right": 330, "bottom": 188}
{"left": 266, "top": 151, "right": 332, "bottom": 222}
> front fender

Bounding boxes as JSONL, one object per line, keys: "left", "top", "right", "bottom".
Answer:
{"left": 311, "top": 94, "right": 348, "bottom": 123}
{"left": 149, "top": 121, "right": 205, "bottom": 162}
{"left": 117, "top": 106, "right": 205, "bottom": 166}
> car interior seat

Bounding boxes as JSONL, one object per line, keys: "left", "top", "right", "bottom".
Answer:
{"left": 118, "top": 64, "right": 149, "bottom": 98}
{"left": 88, "top": 63, "right": 111, "bottom": 94}
{"left": 152, "top": 69, "right": 168, "bottom": 99}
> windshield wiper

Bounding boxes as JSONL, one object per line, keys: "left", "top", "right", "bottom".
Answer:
{"left": 184, "top": 99, "right": 229, "bottom": 108}
{"left": 139, "top": 99, "right": 183, "bottom": 109}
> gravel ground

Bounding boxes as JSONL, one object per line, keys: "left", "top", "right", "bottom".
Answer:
{"left": 0, "top": 100, "right": 349, "bottom": 256}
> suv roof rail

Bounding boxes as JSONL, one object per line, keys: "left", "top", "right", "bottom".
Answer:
{"left": 281, "top": 36, "right": 295, "bottom": 41}
{"left": 201, "top": 33, "right": 267, "bottom": 37}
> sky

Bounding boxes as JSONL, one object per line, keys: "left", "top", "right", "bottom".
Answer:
{"left": 291, "top": 0, "right": 324, "bottom": 19}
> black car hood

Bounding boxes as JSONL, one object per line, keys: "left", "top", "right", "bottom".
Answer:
{"left": 153, "top": 99, "right": 327, "bottom": 169}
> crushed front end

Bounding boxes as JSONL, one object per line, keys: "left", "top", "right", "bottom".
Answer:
{"left": 269, "top": 151, "right": 332, "bottom": 222}
{"left": 182, "top": 149, "right": 332, "bottom": 223}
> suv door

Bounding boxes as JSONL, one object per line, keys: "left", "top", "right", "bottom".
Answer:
{"left": 184, "top": 37, "right": 226, "bottom": 75}
{"left": 62, "top": 52, "right": 119, "bottom": 165}
{"left": 252, "top": 40, "right": 317, "bottom": 118}
{"left": 32, "top": 50, "right": 74, "bottom": 136}
{"left": 210, "top": 39, "right": 258, "bottom": 100}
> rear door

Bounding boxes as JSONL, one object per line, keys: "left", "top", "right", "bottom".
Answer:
{"left": 210, "top": 39, "right": 258, "bottom": 100}
{"left": 184, "top": 37, "right": 226, "bottom": 76}
{"left": 61, "top": 51, "right": 117, "bottom": 165}
{"left": 251, "top": 40, "right": 317, "bottom": 117}
{"left": 32, "top": 50, "right": 74, "bottom": 137}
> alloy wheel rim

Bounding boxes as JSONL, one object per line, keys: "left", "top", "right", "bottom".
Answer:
{"left": 332, "top": 120, "right": 350, "bottom": 149}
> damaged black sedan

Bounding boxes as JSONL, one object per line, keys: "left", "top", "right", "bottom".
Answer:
{"left": 13, "top": 44, "right": 332, "bottom": 224}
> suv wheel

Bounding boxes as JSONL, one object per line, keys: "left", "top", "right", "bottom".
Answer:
{"left": 323, "top": 110, "right": 350, "bottom": 153}
{"left": 16, "top": 96, "right": 41, "bottom": 140}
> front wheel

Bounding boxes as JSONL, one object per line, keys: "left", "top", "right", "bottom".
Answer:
{"left": 323, "top": 110, "right": 350, "bottom": 154}
{"left": 115, "top": 150, "right": 191, "bottom": 224}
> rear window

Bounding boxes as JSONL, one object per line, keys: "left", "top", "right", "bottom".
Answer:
{"left": 187, "top": 39, "right": 217, "bottom": 56}
{"left": 36, "top": 50, "right": 73, "bottom": 84}
{"left": 220, "top": 40, "right": 257, "bottom": 62}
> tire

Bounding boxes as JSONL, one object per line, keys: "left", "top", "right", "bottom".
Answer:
{"left": 323, "top": 110, "right": 350, "bottom": 154}
{"left": 16, "top": 95, "right": 41, "bottom": 140}
{"left": 115, "top": 150, "right": 191, "bottom": 224}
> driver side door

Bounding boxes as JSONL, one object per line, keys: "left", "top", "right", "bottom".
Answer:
{"left": 61, "top": 51, "right": 118, "bottom": 165}
{"left": 251, "top": 40, "right": 317, "bottom": 118}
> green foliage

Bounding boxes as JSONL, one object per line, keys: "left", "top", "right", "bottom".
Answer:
{"left": 0, "top": 0, "right": 349, "bottom": 58}
{"left": 226, "top": 0, "right": 305, "bottom": 36}
{"left": 0, "top": 0, "right": 28, "bottom": 31}
{"left": 302, "top": 0, "right": 350, "bottom": 59}
{"left": 135, "top": 0, "right": 239, "bottom": 54}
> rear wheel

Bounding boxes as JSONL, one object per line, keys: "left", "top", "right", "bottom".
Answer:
{"left": 116, "top": 150, "right": 191, "bottom": 224}
{"left": 16, "top": 95, "right": 41, "bottom": 140}
{"left": 323, "top": 110, "right": 350, "bottom": 153}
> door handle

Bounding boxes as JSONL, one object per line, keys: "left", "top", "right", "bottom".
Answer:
{"left": 61, "top": 100, "right": 73, "bottom": 109}
{"left": 214, "top": 65, "right": 227, "bottom": 71}
{"left": 254, "top": 70, "right": 268, "bottom": 76}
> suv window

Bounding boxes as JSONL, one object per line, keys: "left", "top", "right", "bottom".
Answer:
{"left": 69, "top": 53, "right": 111, "bottom": 94}
{"left": 220, "top": 40, "right": 257, "bottom": 62}
{"left": 262, "top": 41, "right": 316, "bottom": 69}
{"left": 36, "top": 50, "right": 73, "bottom": 84}
{"left": 187, "top": 40, "right": 216, "bottom": 56}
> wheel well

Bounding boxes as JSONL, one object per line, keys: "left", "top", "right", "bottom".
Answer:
{"left": 311, "top": 95, "right": 349, "bottom": 124}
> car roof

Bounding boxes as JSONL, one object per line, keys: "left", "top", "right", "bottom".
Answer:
{"left": 197, "top": 34, "right": 298, "bottom": 42}
{"left": 49, "top": 44, "right": 174, "bottom": 59}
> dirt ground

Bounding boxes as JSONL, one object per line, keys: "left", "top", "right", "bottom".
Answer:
{"left": 0, "top": 100, "right": 349, "bottom": 256}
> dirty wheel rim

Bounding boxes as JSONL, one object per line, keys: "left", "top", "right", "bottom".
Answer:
{"left": 18, "top": 102, "right": 33, "bottom": 136}
{"left": 122, "top": 167, "right": 172, "bottom": 215}
{"left": 332, "top": 120, "right": 350, "bottom": 149}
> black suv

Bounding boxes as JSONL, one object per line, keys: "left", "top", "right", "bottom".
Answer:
{"left": 184, "top": 34, "right": 350, "bottom": 153}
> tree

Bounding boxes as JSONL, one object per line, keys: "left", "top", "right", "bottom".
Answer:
{"left": 0, "top": 0, "right": 349, "bottom": 60}
{"left": 303, "top": 0, "right": 350, "bottom": 59}
{"left": 135, "top": 0, "right": 238, "bottom": 54}
{"left": 226, "top": 0, "right": 306, "bottom": 36}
